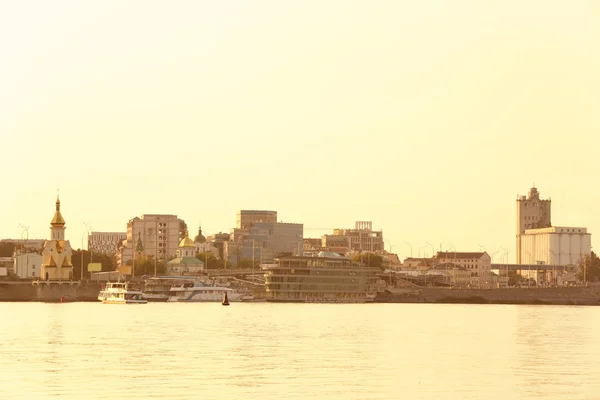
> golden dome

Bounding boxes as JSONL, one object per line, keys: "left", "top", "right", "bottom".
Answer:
{"left": 51, "top": 196, "right": 65, "bottom": 226}
{"left": 178, "top": 230, "right": 195, "bottom": 248}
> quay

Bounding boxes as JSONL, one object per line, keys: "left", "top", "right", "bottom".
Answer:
{"left": 377, "top": 285, "right": 600, "bottom": 306}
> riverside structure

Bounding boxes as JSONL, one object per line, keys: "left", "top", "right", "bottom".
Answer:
{"left": 263, "top": 252, "right": 378, "bottom": 303}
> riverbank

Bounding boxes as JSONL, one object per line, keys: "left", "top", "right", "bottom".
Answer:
{"left": 376, "top": 285, "right": 600, "bottom": 305}
{"left": 0, "top": 281, "right": 101, "bottom": 302}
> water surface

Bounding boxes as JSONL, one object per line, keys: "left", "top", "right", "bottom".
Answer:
{"left": 1, "top": 303, "right": 599, "bottom": 399}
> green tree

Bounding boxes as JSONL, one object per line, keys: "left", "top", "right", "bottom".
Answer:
{"left": 196, "top": 252, "right": 224, "bottom": 269}
{"left": 127, "top": 254, "right": 166, "bottom": 276}
{"left": 72, "top": 250, "right": 115, "bottom": 280}
{"left": 0, "top": 242, "right": 15, "bottom": 257}
{"left": 352, "top": 253, "right": 383, "bottom": 269}
{"left": 237, "top": 257, "right": 260, "bottom": 269}
{"left": 577, "top": 252, "right": 600, "bottom": 282}
{"left": 507, "top": 271, "right": 523, "bottom": 287}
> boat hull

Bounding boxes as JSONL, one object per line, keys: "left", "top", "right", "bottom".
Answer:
{"left": 142, "top": 293, "right": 169, "bottom": 302}
{"left": 101, "top": 298, "right": 148, "bottom": 304}
{"left": 167, "top": 292, "right": 245, "bottom": 302}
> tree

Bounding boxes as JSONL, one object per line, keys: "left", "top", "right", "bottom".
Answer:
{"left": 127, "top": 254, "right": 166, "bottom": 276}
{"left": 237, "top": 257, "right": 260, "bottom": 269}
{"left": 352, "top": 253, "right": 383, "bottom": 269}
{"left": 577, "top": 252, "right": 600, "bottom": 282}
{"left": 0, "top": 242, "right": 15, "bottom": 257}
{"left": 196, "top": 252, "right": 224, "bottom": 269}
{"left": 507, "top": 271, "right": 524, "bottom": 287}
{"left": 72, "top": 250, "right": 115, "bottom": 280}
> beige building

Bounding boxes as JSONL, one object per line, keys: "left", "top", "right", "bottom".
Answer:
{"left": 435, "top": 251, "right": 492, "bottom": 288}
{"left": 13, "top": 252, "right": 43, "bottom": 279}
{"left": 88, "top": 232, "right": 126, "bottom": 255}
{"left": 321, "top": 221, "right": 384, "bottom": 254}
{"left": 519, "top": 226, "right": 591, "bottom": 266}
{"left": 117, "top": 214, "right": 186, "bottom": 267}
{"left": 429, "top": 263, "right": 470, "bottom": 286}
{"left": 516, "top": 186, "right": 591, "bottom": 266}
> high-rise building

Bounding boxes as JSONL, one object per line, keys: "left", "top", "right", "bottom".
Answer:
{"left": 239, "top": 222, "right": 304, "bottom": 264}
{"left": 117, "top": 214, "right": 186, "bottom": 267}
{"left": 237, "top": 210, "right": 277, "bottom": 230}
{"left": 207, "top": 232, "right": 230, "bottom": 260}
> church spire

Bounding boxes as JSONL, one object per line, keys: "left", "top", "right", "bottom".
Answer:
{"left": 50, "top": 194, "right": 66, "bottom": 227}
{"left": 135, "top": 232, "right": 144, "bottom": 253}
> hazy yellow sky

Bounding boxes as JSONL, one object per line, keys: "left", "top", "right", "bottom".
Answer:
{"left": 1, "top": 1, "right": 599, "bottom": 262}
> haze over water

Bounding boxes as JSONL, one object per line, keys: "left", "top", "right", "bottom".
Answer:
{"left": 1, "top": 303, "right": 599, "bottom": 399}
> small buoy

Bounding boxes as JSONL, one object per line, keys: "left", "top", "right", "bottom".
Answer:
{"left": 222, "top": 292, "right": 230, "bottom": 306}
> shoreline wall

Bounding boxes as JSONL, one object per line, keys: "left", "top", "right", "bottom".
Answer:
{"left": 378, "top": 286, "right": 600, "bottom": 305}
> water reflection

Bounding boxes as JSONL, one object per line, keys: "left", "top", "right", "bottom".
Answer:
{"left": 2, "top": 303, "right": 600, "bottom": 399}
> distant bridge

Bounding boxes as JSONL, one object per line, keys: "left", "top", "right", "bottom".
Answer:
{"left": 491, "top": 264, "right": 573, "bottom": 272}
{"left": 206, "top": 268, "right": 263, "bottom": 277}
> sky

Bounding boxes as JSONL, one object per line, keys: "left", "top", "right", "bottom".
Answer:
{"left": 1, "top": 1, "right": 599, "bottom": 263}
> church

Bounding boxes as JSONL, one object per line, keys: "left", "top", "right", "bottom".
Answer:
{"left": 40, "top": 196, "right": 75, "bottom": 281}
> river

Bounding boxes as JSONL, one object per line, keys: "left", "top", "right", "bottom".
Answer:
{"left": 1, "top": 303, "right": 599, "bottom": 399}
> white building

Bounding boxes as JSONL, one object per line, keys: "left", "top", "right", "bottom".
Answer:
{"left": 117, "top": 214, "right": 186, "bottom": 267}
{"left": 88, "top": 232, "right": 126, "bottom": 255}
{"left": 519, "top": 226, "right": 591, "bottom": 266}
{"left": 516, "top": 186, "right": 591, "bottom": 266}
{"left": 13, "top": 252, "right": 43, "bottom": 279}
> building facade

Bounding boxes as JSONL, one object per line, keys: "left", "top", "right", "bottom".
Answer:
{"left": 516, "top": 186, "right": 591, "bottom": 266}
{"left": 117, "top": 214, "right": 186, "bottom": 267}
{"left": 237, "top": 210, "right": 277, "bottom": 230}
{"left": 322, "top": 221, "right": 384, "bottom": 254}
{"left": 13, "top": 252, "right": 43, "bottom": 279}
{"left": 88, "top": 232, "right": 126, "bottom": 255}
{"left": 239, "top": 222, "right": 304, "bottom": 264}
{"left": 207, "top": 232, "right": 230, "bottom": 260}
{"left": 516, "top": 186, "right": 552, "bottom": 263}
{"left": 435, "top": 251, "right": 492, "bottom": 288}
{"left": 519, "top": 226, "right": 591, "bottom": 266}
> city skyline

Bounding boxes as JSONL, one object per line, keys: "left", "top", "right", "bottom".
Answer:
{"left": 2, "top": 1, "right": 599, "bottom": 263}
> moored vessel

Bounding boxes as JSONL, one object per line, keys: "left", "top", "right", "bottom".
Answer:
{"left": 142, "top": 276, "right": 198, "bottom": 302}
{"left": 167, "top": 281, "right": 245, "bottom": 302}
{"left": 263, "top": 252, "right": 379, "bottom": 303}
{"left": 98, "top": 282, "right": 147, "bottom": 304}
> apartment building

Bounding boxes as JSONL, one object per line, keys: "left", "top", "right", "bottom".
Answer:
{"left": 117, "top": 214, "right": 186, "bottom": 267}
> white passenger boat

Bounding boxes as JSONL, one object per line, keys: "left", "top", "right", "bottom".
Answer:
{"left": 167, "top": 281, "right": 246, "bottom": 302}
{"left": 98, "top": 282, "right": 148, "bottom": 304}
{"left": 142, "top": 276, "right": 197, "bottom": 302}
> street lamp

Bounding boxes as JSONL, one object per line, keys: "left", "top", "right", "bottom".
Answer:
{"left": 404, "top": 242, "right": 413, "bottom": 258}
{"left": 425, "top": 242, "right": 435, "bottom": 257}
{"left": 18, "top": 224, "right": 30, "bottom": 278}
{"left": 82, "top": 222, "right": 92, "bottom": 281}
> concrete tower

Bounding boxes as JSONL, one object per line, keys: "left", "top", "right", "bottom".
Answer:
{"left": 516, "top": 186, "right": 551, "bottom": 263}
